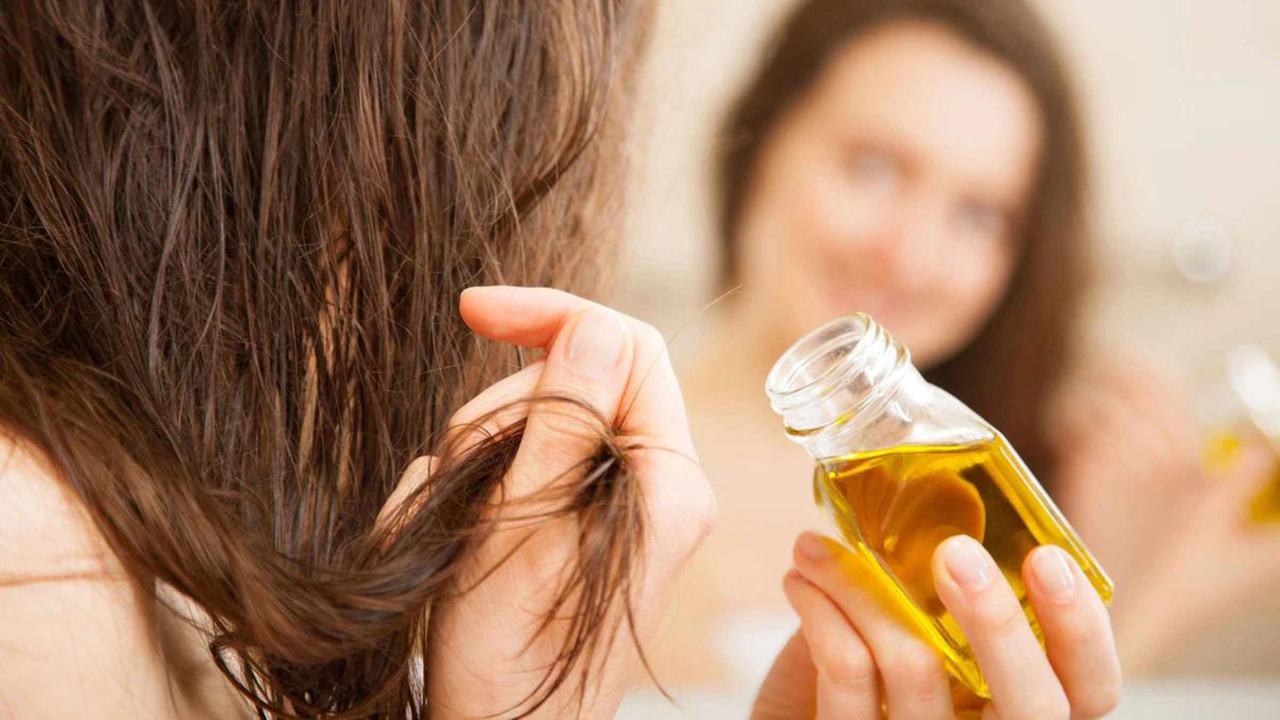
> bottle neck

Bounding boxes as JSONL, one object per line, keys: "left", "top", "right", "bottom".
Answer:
{"left": 765, "top": 314, "right": 929, "bottom": 459}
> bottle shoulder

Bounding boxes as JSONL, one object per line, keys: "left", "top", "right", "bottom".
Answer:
{"left": 819, "top": 384, "right": 994, "bottom": 458}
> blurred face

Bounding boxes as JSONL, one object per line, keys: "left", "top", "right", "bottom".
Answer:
{"left": 737, "top": 21, "right": 1043, "bottom": 368}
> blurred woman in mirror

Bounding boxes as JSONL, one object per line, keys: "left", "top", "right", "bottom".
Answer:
{"left": 664, "top": 0, "right": 1280, "bottom": 692}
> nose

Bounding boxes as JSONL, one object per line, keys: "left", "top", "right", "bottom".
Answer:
{"left": 863, "top": 195, "right": 949, "bottom": 292}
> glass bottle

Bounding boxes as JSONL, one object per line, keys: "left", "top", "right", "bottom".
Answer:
{"left": 765, "top": 314, "right": 1113, "bottom": 697}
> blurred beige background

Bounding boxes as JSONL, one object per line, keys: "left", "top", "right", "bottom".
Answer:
{"left": 617, "top": 0, "right": 1280, "bottom": 389}
{"left": 614, "top": 0, "right": 1280, "bottom": 676}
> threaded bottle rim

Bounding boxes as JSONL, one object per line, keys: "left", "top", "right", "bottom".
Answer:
{"left": 765, "top": 313, "right": 914, "bottom": 444}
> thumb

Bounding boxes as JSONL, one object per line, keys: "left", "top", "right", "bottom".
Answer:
{"left": 376, "top": 455, "right": 439, "bottom": 539}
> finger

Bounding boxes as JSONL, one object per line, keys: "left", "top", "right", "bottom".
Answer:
{"left": 1050, "top": 387, "right": 1144, "bottom": 476}
{"left": 1069, "top": 388, "right": 1196, "bottom": 494}
{"left": 377, "top": 455, "right": 439, "bottom": 534}
{"left": 512, "top": 306, "right": 626, "bottom": 499}
{"left": 782, "top": 569, "right": 881, "bottom": 720}
{"left": 933, "top": 536, "right": 1069, "bottom": 720}
{"left": 424, "top": 299, "right": 637, "bottom": 720}
{"left": 460, "top": 286, "right": 695, "bottom": 456}
{"left": 460, "top": 285, "right": 589, "bottom": 348}
{"left": 1023, "top": 546, "right": 1122, "bottom": 719}
{"left": 793, "top": 533, "right": 954, "bottom": 720}
{"left": 1081, "top": 359, "right": 1206, "bottom": 483}
{"left": 445, "top": 360, "right": 545, "bottom": 451}
{"left": 377, "top": 362, "right": 545, "bottom": 538}
{"left": 433, "top": 287, "right": 710, "bottom": 719}
{"left": 463, "top": 287, "right": 635, "bottom": 502}
{"left": 460, "top": 286, "right": 710, "bottom": 569}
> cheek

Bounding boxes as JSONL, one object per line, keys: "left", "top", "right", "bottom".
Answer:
{"left": 910, "top": 247, "right": 1015, "bottom": 368}
{"left": 763, "top": 166, "right": 852, "bottom": 262}
{"left": 756, "top": 143, "right": 883, "bottom": 267}
{"left": 800, "top": 170, "right": 896, "bottom": 264}
{"left": 945, "top": 244, "right": 1016, "bottom": 324}
{"left": 736, "top": 159, "right": 835, "bottom": 327}
{"left": 740, "top": 159, "right": 848, "bottom": 297}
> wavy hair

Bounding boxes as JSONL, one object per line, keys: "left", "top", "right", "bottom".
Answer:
{"left": 0, "top": 0, "right": 648, "bottom": 715}
{"left": 718, "top": 0, "right": 1089, "bottom": 479}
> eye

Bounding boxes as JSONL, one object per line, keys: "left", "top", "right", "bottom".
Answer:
{"left": 955, "top": 200, "right": 1007, "bottom": 241}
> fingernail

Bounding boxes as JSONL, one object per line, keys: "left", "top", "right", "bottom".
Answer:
{"left": 1031, "top": 546, "right": 1077, "bottom": 604}
{"left": 565, "top": 307, "right": 627, "bottom": 377}
{"left": 941, "top": 535, "right": 994, "bottom": 592}
{"left": 459, "top": 285, "right": 492, "bottom": 299}
{"left": 796, "top": 532, "right": 831, "bottom": 563}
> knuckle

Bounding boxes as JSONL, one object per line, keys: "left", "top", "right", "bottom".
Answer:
{"left": 689, "top": 482, "right": 718, "bottom": 546}
{"left": 536, "top": 402, "right": 607, "bottom": 444}
{"left": 882, "top": 643, "right": 942, "bottom": 696}
{"left": 631, "top": 321, "right": 667, "bottom": 352}
{"left": 651, "top": 474, "right": 717, "bottom": 557}
{"left": 1053, "top": 607, "right": 1100, "bottom": 654}
{"left": 446, "top": 362, "right": 543, "bottom": 432}
{"left": 972, "top": 594, "right": 1029, "bottom": 642}
{"left": 676, "top": 478, "right": 718, "bottom": 545}
{"left": 816, "top": 638, "right": 877, "bottom": 691}
{"left": 510, "top": 528, "right": 578, "bottom": 585}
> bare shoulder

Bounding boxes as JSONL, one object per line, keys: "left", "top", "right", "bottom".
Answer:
{"left": 0, "top": 432, "right": 121, "bottom": 577}
{"left": 0, "top": 433, "right": 181, "bottom": 718}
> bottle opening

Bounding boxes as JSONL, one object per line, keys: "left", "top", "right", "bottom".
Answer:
{"left": 766, "top": 313, "right": 912, "bottom": 440}
{"left": 766, "top": 315, "right": 870, "bottom": 403}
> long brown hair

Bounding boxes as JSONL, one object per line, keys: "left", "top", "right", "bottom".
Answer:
{"left": 0, "top": 1, "right": 648, "bottom": 716}
{"left": 718, "top": 0, "right": 1089, "bottom": 478}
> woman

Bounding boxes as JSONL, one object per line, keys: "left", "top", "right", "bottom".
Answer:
{"left": 0, "top": 2, "right": 708, "bottom": 716}
{"left": 0, "top": 0, "right": 1118, "bottom": 717}
{"left": 668, "top": 0, "right": 1280, "bottom": 691}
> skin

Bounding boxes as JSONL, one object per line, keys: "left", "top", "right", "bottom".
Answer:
{"left": 437, "top": 290, "right": 1120, "bottom": 718}
{"left": 0, "top": 443, "right": 201, "bottom": 718}
{"left": 660, "top": 19, "right": 1047, "bottom": 686}
{"left": 0, "top": 288, "right": 718, "bottom": 719}
{"left": 752, "top": 534, "right": 1122, "bottom": 719}
{"left": 423, "top": 287, "right": 718, "bottom": 717}
{"left": 735, "top": 21, "right": 1042, "bottom": 368}
{"left": 1052, "top": 359, "right": 1280, "bottom": 675}
{"left": 673, "top": 15, "right": 1280, "bottom": 694}
{"left": 2, "top": 284, "right": 1131, "bottom": 712}
{"left": 0, "top": 287, "right": 1126, "bottom": 718}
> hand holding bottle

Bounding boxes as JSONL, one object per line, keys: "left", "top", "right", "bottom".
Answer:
{"left": 766, "top": 314, "right": 1112, "bottom": 695}
{"left": 753, "top": 534, "right": 1122, "bottom": 720}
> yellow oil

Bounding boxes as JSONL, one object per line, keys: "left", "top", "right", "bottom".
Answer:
{"left": 1204, "top": 429, "right": 1280, "bottom": 524}
{"left": 814, "top": 435, "right": 1114, "bottom": 697}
